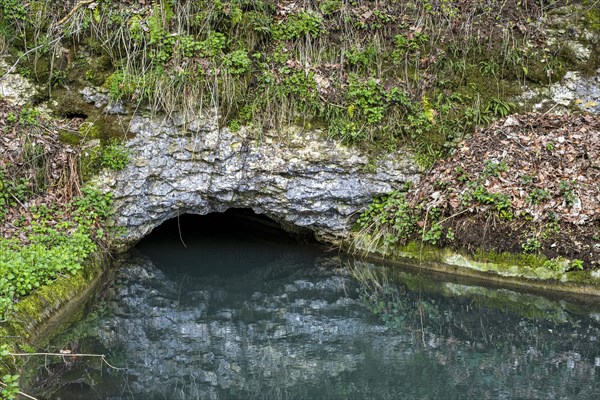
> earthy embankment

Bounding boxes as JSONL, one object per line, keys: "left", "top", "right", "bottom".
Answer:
{"left": 410, "top": 113, "right": 599, "bottom": 266}
{"left": 354, "top": 112, "right": 599, "bottom": 290}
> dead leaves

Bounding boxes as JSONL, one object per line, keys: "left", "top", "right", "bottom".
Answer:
{"left": 406, "top": 112, "right": 600, "bottom": 264}
{"left": 0, "top": 100, "right": 84, "bottom": 240}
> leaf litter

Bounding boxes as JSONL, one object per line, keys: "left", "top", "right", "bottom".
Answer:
{"left": 406, "top": 113, "right": 599, "bottom": 268}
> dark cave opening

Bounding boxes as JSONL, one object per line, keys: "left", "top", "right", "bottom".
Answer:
{"left": 135, "top": 209, "right": 321, "bottom": 276}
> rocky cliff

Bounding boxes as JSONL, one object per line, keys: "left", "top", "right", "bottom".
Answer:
{"left": 95, "top": 113, "right": 419, "bottom": 250}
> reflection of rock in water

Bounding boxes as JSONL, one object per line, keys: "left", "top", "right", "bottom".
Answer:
{"left": 97, "top": 251, "right": 375, "bottom": 400}
{"left": 40, "top": 253, "right": 600, "bottom": 400}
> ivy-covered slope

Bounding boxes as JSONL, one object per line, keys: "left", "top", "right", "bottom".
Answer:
{"left": 0, "top": 100, "right": 116, "bottom": 320}
{"left": 1, "top": 0, "right": 598, "bottom": 165}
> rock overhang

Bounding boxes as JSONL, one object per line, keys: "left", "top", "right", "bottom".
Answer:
{"left": 95, "top": 114, "right": 420, "bottom": 251}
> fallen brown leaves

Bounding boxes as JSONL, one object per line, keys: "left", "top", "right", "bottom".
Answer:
{"left": 407, "top": 113, "right": 600, "bottom": 267}
{"left": 0, "top": 100, "right": 85, "bottom": 241}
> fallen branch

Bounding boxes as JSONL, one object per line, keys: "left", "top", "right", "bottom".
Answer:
{"left": 8, "top": 352, "right": 124, "bottom": 370}
{"left": 57, "top": 0, "right": 96, "bottom": 26}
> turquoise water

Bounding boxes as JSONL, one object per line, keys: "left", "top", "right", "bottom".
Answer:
{"left": 25, "top": 212, "right": 600, "bottom": 399}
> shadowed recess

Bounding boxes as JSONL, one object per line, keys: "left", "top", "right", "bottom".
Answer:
{"left": 136, "top": 208, "right": 321, "bottom": 277}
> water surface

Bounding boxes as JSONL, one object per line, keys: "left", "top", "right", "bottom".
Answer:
{"left": 26, "top": 212, "right": 600, "bottom": 399}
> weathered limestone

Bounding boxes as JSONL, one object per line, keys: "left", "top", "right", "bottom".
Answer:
{"left": 95, "top": 114, "right": 420, "bottom": 250}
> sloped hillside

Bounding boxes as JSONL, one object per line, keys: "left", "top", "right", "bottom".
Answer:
{"left": 358, "top": 113, "right": 600, "bottom": 269}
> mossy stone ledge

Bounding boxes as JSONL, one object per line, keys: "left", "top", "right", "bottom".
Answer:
{"left": 0, "top": 251, "right": 108, "bottom": 373}
{"left": 350, "top": 234, "right": 600, "bottom": 297}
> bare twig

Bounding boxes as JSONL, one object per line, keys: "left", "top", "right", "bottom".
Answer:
{"left": 8, "top": 352, "right": 124, "bottom": 370}
{"left": 0, "top": 36, "right": 64, "bottom": 81}
{"left": 0, "top": 382, "right": 39, "bottom": 400}
{"left": 57, "top": 0, "right": 96, "bottom": 26}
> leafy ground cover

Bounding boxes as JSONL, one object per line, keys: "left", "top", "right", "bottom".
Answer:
{"left": 1, "top": 1, "right": 597, "bottom": 167}
{"left": 357, "top": 113, "right": 600, "bottom": 270}
{"left": 0, "top": 100, "right": 114, "bottom": 320}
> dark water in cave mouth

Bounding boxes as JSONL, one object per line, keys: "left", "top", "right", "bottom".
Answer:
{"left": 26, "top": 210, "right": 600, "bottom": 399}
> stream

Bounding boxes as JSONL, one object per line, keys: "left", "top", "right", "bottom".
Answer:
{"left": 25, "top": 211, "right": 600, "bottom": 399}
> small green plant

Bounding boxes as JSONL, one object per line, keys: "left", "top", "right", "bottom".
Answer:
{"left": 0, "top": 0, "right": 26, "bottom": 27}
{"left": 519, "top": 174, "right": 534, "bottom": 185}
{"left": 485, "top": 97, "right": 514, "bottom": 118}
{"left": 455, "top": 166, "right": 469, "bottom": 183}
{"left": 17, "top": 107, "right": 40, "bottom": 126}
{"left": 72, "top": 187, "right": 114, "bottom": 227}
{"left": 346, "top": 76, "right": 410, "bottom": 124}
{"left": 100, "top": 142, "right": 130, "bottom": 171}
{"left": 463, "top": 105, "right": 491, "bottom": 126}
{"left": 461, "top": 183, "right": 512, "bottom": 219}
{"left": 479, "top": 60, "right": 499, "bottom": 77}
{"left": 0, "top": 169, "right": 30, "bottom": 220}
{"left": 542, "top": 256, "right": 571, "bottom": 272}
{"left": 521, "top": 237, "right": 541, "bottom": 253}
{"left": 482, "top": 159, "right": 508, "bottom": 177}
{"left": 228, "top": 119, "right": 241, "bottom": 132}
{"left": 392, "top": 32, "right": 429, "bottom": 60}
{"left": 344, "top": 44, "right": 378, "bottom": 71}
{"left": 223, "top": 50, "right": 251, "bottom": 76}
{"left": 422, "top": 222, "right": 443, "bottom": 245}
{"left": 571, "top": 259, "right": 584, "bottom": 271}
{"left": 273, "top": 10, "right": 323, "bottom": 40}
{"left": 319, "top": 0, "right": 342, "bottom": 15}
{"left": 558, "top": 180, "right": 577, "bottom": 207}
{"left": 542, "top": 257, "right": 583, "bottom": 273}
{"left": 5, "top": 112, "right": 17, "bottom": 123}
{"left": 0, "top": 373, "right": 20, "bottom": 400}
{"left": 526, "top": 188, "right": 551, "bottom": 205}
{"left": 357, "top": 191, "right": 417, "bottom": 247}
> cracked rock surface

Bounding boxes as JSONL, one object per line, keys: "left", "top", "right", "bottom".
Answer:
{"left": 97, "top": 115, "right": 419, "bottom": 250}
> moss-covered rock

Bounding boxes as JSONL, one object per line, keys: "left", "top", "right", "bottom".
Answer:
{"left": 351, "top": 234, "right": 600, "bottom": 297}
{"left": 0, "top": 251, "right": 108, "bottom": 374}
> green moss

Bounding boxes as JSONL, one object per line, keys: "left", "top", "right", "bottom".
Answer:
{"left": 79, "top": 121, "right": 101, "bottom": 139}
{"left": 471, "top": 248, "right": 546, "bottom": 270}
{"left": 583, "top": 3, "right": 600, "bottom": 30}
{"left": 51, "top": 87, "right": 131, "bottom": 145}
{"left": 0, "top": 252, "right": 107, "bottom": 375}
{"left": 79, "top": 142, "right": 102, "bottom": 182}
{"left": 58, "top": 129, "right": 83, "bottom": 145}
{"left": 351, "top": 232, "right": 600, "bottom": 295}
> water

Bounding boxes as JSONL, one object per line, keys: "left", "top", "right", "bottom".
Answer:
{"left": 25, "top": 212, "right": 600, "bottom": 399}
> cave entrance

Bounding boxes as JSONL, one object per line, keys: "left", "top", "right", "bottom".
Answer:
{"left": 135, "top": 208, "right": 320, "bottom": 276}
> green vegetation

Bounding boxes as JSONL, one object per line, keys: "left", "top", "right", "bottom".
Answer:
{"left": 0, "top": 98, "right": 117, "bottom": 396}
{"left": 0, "top": 367, "right": 19, "bottom": 400}
{"left": 354, "top": 113, "right": 597, "bottom": 273}
{"left": 0, "top": 188, "right": 112, "bottom": 319}
{"left": 356, "top": 190, "right": 417, "bottom": 248}
{"left": 1, "top": 0, "right": 593, "bottom": 164}
{"left": 100, "top": 142, "right": 130, "bottom": 171}
{"left": 0, "top": 170, "right": 30, "bottom": 220}
{"left": 526, "top": 188, "right": 551, "bottom": 205}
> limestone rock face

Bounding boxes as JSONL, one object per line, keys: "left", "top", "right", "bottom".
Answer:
{"left": 96, "top": 114, "right": 419, "bottom": 250}
{"left": 0, "top": 60, "right": 37, "bottom": 106}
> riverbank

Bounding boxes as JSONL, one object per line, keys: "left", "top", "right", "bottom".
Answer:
{"left": 350, "top": 238, "right": 600, "bottom": 298}
{"left": 352, "top": 112, "right": 600, "bottom": 292}
{"left": 0, "top": 1, "right": 599, "bottom": 395}
{"left": 0, "top": 98, "right": 115, "bottom": 394}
